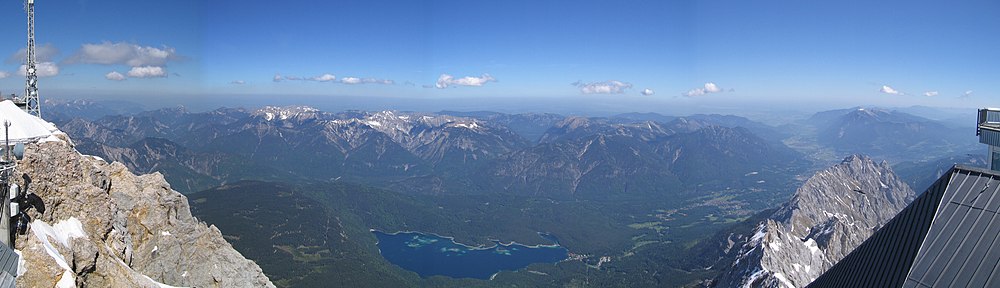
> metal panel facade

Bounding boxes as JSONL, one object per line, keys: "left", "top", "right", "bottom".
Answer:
{"left": 979, "top": 129, "right": 1000, "bottom": 147}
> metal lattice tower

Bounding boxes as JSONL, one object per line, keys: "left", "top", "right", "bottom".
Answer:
{"left": 23, "top": 0, "right": 39, "bottom": 118}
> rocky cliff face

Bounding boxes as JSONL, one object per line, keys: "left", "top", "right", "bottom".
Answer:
{"left": 713, "top": 155, "right": 914, "bottom": 288}
{"left": 11, "top": 137, "right": 273, "bottom": 287}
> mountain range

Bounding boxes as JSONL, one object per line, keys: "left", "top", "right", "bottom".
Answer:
{"left": 807, "top": 107, "right": 978, "bottom": 162}
{"left": 42, "top": 101, "right": 984, "bottom": 287}
{"left": 55, "top": 105, "right": 809, "bottom": 200}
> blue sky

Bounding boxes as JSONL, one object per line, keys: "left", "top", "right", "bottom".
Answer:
{"left": 0, "top": 0, "right": 996, "bottom": 113}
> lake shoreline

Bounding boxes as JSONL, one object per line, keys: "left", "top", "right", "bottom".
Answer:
{"left": 371, "top": 229, "right": 569, "bottom": 280}
{"left": 370, "top": 228, "right": 563, "bottom": 250}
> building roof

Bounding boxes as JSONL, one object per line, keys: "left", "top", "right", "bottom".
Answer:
{"left": 808, "top": 165, "right": 1000, "bottom": 287}
{"left": 0, "top": 100, "right": 59, "bottom": 144}
{"left": 0, "top": 244, "right": 16, "bottom": 288}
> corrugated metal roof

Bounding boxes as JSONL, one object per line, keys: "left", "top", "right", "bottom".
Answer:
{"left": 809, "top": 165, "right": 1000, "bottom": 288}
{"left": 904, "top": 166, "right": 1000, "bottom": 287}
{"left": 0, "top": 244, "right": 17, "bottom": 288}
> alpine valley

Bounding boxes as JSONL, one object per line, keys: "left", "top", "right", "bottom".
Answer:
{"left": 47, "top": 100, "right": 981, "bottom": 287}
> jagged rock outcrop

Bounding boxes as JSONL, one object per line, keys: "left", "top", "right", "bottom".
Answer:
{"left": 12, "top": 136, "right": 274, "bottom": 287}
{"left": 713, "top": 155, "right": 914, "bottom": 288}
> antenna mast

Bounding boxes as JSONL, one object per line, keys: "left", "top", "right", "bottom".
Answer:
{"left": 23, "top": 0, "right": 39, "bottom": 118}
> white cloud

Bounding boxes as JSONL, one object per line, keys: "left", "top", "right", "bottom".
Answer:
{"left": 923, "top": 91, "right": 939, "bottom": 97}
{"left": 7, "top": 43, "right": 59, "bottom": 64}
{"left": 572, "top": 80, "right": 632, "bottom": 94}
{"left": 436, "top": 73, "right": 496, "bottom": 88}
{"left": 961, "top": 90, "right": 974, "bottom": 98}
{"left": 311, "top": 74, "right": 336, "bottom": 82}
{"left": 276, "top": 73, "right": 394, "bottom": 85}
{"left": 704, "top": 83, "right": 721, "bottom": 93}
{"left": 275, "top": 73, "right": 335, "bottom": 82}
{"left": 341, "top": 77, "right": 361, "bottom": 84}
{"left": 0, "top": 71, "right": 9, "bottom": 79}
{"left": 683, "top": 82, "right": 725, "bottom": 97}
{"left": 230, "top": 80, "right": 246, "bottom": 85}
{"left": 105, "top": 71, "right": 125, "bottom": 81}
{"left": 641, "top": 88, "right": 655, "bottom": 96}
{"left": 341, "top": 77, "right": 394, "bottom": 85}
{"left": 18, "top": 62, "right": 59, "bottom": 77}
{"left": 66, "top": 42, "right": 177, "bottom": 67}
{"left": 879, "top": 85, "right": 903, "bottom": 95}
{"left": 126, "top": 66, "right": 167, "bottom": 78}
{"left": 684, "top": 89, "right": 706, "bottom": 97}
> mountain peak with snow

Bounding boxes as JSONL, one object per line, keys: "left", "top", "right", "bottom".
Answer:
{"left": 713, "top": 154, "right": 914, "bottom": 288}
{"left": 252, "top": 105, "right": 320, "bottom": 121}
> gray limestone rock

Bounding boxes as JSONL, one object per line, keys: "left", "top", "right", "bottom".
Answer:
{"left": 713, "top": 155, "right": 914, "bottom": 288}
{"left": 12, "top": 136, "right": 274, "bottom": 287}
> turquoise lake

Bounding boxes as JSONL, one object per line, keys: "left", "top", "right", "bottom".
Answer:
{"left": 373, "top": 231, "right": 568, "bottom": 279}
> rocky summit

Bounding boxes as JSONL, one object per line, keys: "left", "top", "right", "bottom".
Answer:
{"left": 11, "top": 136, "right": 273, "bottom": 287}
{"left": 713, "top": 155, "right": 914, "bottom": 288}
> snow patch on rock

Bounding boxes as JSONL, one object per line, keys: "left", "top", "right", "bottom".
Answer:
{"left": 142, "top": 274, "right": 188, "bottom": 288}
{"left": 13, "top": 249, "right": 24, "bottom": 277}
{"left": 56, "top": 270, "right": 75, "bottom": 288}
{"left": 29, "top": 217, "right": 86, "bottom": 270}
{"left": 804, "top": 238, "right": 820, "bottom": 255}
{"left": 773, "top": 272, "right": 795, "bottom": 288}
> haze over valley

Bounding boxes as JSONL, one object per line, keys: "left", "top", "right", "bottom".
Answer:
{"left": 1, "top": 0, "right": 997, "bottom": 287}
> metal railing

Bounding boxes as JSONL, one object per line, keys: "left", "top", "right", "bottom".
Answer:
{"left": 0, "top": 163, "right": 14, "bottom": 175}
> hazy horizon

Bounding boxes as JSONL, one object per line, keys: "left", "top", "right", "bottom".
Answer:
{"left": 0, "top": 0, "right": 992, "bottom": 116}
{"left": 7, "top": 1, "right": 1000, "bottom": 286}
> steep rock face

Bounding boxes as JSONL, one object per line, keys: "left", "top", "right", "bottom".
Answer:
{"left": 13, "top": 138, "right": 273, "bottom": 287}
{"left": 714, "top": 155, "right": 914, "bottom": 288}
